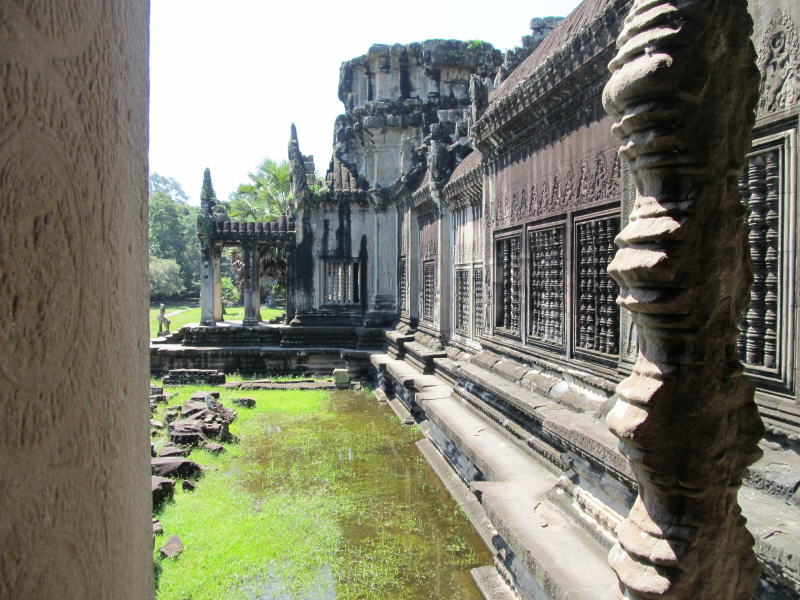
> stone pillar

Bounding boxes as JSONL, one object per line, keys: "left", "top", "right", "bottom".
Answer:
{"left": 437, "top": 204, "right": 452, "bottom": 338}
{"left": 212, "top": 245, "right": 223, "bottom": 321}
{"left": 242, "top": 242, "right": 261, "bottom": 325}
{"left": 199, "top": 243, "right": 215, "bottom": 326}
{"left": 0, "top": 1, "right": 152, "bottom": 598}
{"left": 284, "top": 247, "right": 296, "bottom": 324}
{"left": 602, "top": 1, "right": 764, "bottom": 598}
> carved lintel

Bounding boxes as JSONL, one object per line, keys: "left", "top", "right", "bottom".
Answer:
{"left": 602, "top": 1, "right": 764, "bottom": 598}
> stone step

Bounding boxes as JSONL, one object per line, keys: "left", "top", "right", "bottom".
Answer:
{"left": 404, "top": 340, "right": 447, "bottom": 374}
{"left": 471, "top": 566, "right": 518, "bottom": 600}
{"left": 415, "top": 380, "right": 617, "bottom": 600}
{"left": 443, "top": 358, "right": 633, "bottom": 484}
{"left": 739, "top": 485, "right": 800, "bottom": 597}
{"left": 476, "top": 479, "right": 618, "bottom": 600}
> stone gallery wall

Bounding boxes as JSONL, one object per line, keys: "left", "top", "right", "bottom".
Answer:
{"left": 288, "top": 0, "right": 799, "bottom": 438}
{"left": 744, "top": 0, "right": 800, "bottom": 444}
{"left": 0, "top": 1, "right": 152, "bottom": 598}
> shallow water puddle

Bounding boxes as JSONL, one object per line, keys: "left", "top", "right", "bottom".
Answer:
{"left": 243, "top": 390, "right": 490, "bottom": 599}
{"left": 154, "top": 388, "right": 490, "bottom": 600}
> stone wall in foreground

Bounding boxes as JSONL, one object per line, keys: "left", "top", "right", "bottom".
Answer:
{"left": 0, "top": 1, "right": 152, "bottom": 598}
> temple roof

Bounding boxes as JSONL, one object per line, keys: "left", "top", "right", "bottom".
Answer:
{"left": 449, "top": 149, "right": 481, "bottom": 183}
{"left": 488, "top": 0, "right": 610, "bottom": 104}
{"left": 443, "top": 150, "right": 482, "bottom": 206}
{"left": 474, "top": 0, "right": 624, "bottom": 145}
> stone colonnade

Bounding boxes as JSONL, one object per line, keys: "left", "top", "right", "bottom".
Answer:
{"left": 199, "top": 243, "right": 262, "bottom": 326}
{"left": 198, "top": 217, "right": 295, "bottom": 327}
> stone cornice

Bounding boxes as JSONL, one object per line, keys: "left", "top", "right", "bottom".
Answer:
{"left": 442, "top": 157, "right": 483, "bottom": 209}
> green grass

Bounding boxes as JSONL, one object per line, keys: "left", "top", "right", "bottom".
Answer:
{"left": 152, "top": 386, "right": 489, "bottom": 600}
{"left": 150, "top": 305, "right": 285, "bottom": 338}
{"left": 153, "top": 388, "right": 337, "bottom": 599}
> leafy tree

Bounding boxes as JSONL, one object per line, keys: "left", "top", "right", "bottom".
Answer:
{"left": 220, "top": 276, "right": 240, "bottom": 306}
{"left": 149, "top": 187, "right": 200, "bottom": 298}
{"left": 228, "top": 158, "right": 293, "bottom": 220}
{"left": 149, "top": 256, "right": 185, "bottom": 299}
{"left": 149, "top": 172, "right": 189, "bottom": 203}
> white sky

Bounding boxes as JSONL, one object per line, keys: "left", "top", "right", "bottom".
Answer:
{"left": 149, "top": 0, "right": 582, "bottom": 204}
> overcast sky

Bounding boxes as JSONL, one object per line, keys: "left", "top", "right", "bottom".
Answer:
{"left": 149, "top": 0, "right": 582, "bottom": 204}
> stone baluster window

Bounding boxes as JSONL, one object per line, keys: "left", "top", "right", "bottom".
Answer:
{"left": 455, "top": 269, "right": 470, "bottom": 334}
{"left": 575, "top": 216, "right": 619, "bottom": 355}
{"left": 737, "top": 130, "right": 795, "bottom": 395}
{"left": 422, "top": 260, "right": 435, "bottom": 322}
{"left": 528, "top": 225, "right": 565, "bottom": 346}
{"left": 323, "top": 259, "right": 360, "bottom": 305}
{"left": 473, "top": 267, "right": 484, "bottom": 337}
{"left": 398, "top": 256, "right": 407, "bottom": 315}
{"left": 494, "top": 233, "right": 521, "bottom": 336}
{"left": 740, "top": 150, "right": 779, "bottom": 368}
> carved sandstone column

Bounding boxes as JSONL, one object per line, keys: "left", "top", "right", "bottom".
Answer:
{"left": 242, "top": 242, "right": 261, "bottom": 325}
{"left": 212, "top": 245, "right": 223, "bottom": 321}
{"left": 199, "top": 243, "right": 216, "bottom": 326}
{"left": 1, "top": 1, "right": 151, "bottom": 597}
{"left": 602, "top": 1, "right": 765, "bottom": 598}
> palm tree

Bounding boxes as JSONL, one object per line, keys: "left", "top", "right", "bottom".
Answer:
{"left": 228, "top": 158, "right": 293, "bottom": 221}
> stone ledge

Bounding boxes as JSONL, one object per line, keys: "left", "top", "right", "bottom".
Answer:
{"left": 442, "top": 358, "right": 633, "bottom": 485}
{"left": 374, "top": 353, "right": 800, "bottom": 599}
{"left": 414, "top": 378, "right": 617, "bottom": 600}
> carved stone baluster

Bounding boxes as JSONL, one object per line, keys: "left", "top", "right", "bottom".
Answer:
{"left": 529, "top": 231, "right": 539, "bottom": 338}
{"left": 474, "top": 267, "right": 484, "bottom": 336}
{"left": 555, "top": 228, "right": 564, "bottom": 345}
{"left": 579, "top": 224, "right": 589, "bottom": 349}
{"left": 548, "top": 231, "right": 554, "bottom": 342}
{"left": 510, "top": 236, "right": 521, "bottom": 334}
{"left": 745, "top": 156, "right": 767, "bottom": 365}
{"left": 546, "top": 230, "right": 553, "bottom": 340}
{"left": 603, "top": 1, "right": 764, "bottom": 598}
{"left": 737, "top": 168, "right": 751, "bottom": 358}
{"left": 605, "top": 217, "right": 620, "bottom": 354}
{"left": 399, "top": 257, "right": 407, "bottom": 314}
{"left": 763, "top": 151, "right": 780, "bottom": 368}
{"left": 503, "top": 239, "right": 512, "bottom": 330}
{"left": 597, "top": 219, "right": 608, "bottom": 351}
{"left": 586, "top": 222, "right": 597, "bottom": 350}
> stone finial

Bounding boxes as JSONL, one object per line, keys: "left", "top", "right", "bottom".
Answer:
{"left": 288, "top": 124, "right": 309, "bottom": 201}
{"left": 470, "top": 74, "right": 489, "bottom": 122}
{"left": 602, "top": 1, "right": 764, "bottom": 598}
{"left": 200, "top": 168, "right": 217, "bottom": 216}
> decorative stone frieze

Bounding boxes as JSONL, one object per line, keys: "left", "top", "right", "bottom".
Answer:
{"left": 603, "top": 1, "right": 765, "bottom": 597}
{"left": 490, "top": 150, "right": 621, "bottom": 227}
{"left": 757, "top": 9, "right": 800, "bottom": 117}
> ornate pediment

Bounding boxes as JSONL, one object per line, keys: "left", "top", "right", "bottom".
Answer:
{"left": 757, "top": 10, "right": 800, "bottom": 117}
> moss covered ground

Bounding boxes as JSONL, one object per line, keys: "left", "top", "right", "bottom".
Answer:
{"left": 152, "top": 386, "right": 489, "bottom": 600}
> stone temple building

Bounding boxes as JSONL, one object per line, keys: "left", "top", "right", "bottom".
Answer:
{"left": 4, "top": 0, "right": 800, "bottom": 598}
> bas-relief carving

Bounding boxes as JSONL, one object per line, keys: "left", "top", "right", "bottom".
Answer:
{"left": 489, "top": 149, "right": 621, "bottom": 228}
{"left": 1, "top": 1, "right": 152, "bottom": 598}
{"left": 757, "top": 9, "right": 800, "bottom": 116}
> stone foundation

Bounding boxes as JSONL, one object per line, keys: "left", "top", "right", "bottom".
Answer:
{"left": 371, "top": 325, "right": 800, "bottom": 599}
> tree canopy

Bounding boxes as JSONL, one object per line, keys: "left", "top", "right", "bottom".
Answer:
{"left": 228, "top": 158, "right": 293, "bottom": 221}
{"left": 149, "top": 172, "right": 189, "bottom": 203}
{"left": 149, "top": 173, "right": 199, "bottom": 300}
